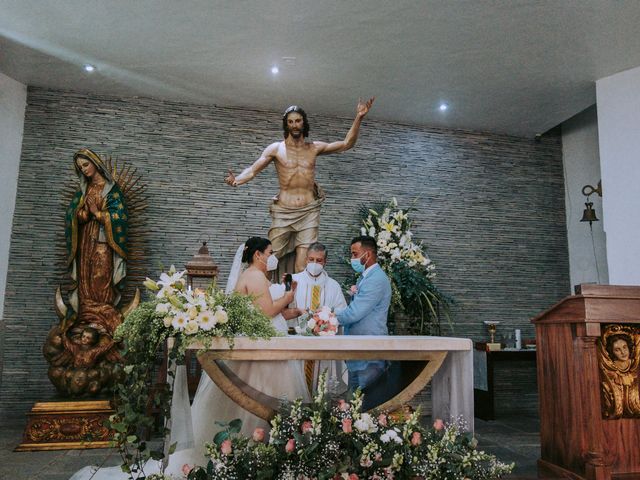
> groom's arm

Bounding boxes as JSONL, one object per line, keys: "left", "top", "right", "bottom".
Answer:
{"left": 336, "top": 276, "right": 382, "bottom": 326}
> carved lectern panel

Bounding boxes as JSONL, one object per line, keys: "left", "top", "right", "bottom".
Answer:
{"left": 597, "top": 324, "right": 640, "bottom": 419}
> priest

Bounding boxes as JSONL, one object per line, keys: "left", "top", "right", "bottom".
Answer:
{"left": 292, "top": 242, "right": 347, "bottom": 393}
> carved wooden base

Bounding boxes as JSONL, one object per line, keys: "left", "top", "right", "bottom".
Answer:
{"left": 15, "top": 400, "right": 115, "bottom": 451}
{"left": 538, "top": 459, "right": 640, "bottom": 480}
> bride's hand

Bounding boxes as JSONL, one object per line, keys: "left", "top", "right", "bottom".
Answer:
{"left": 284, "top": 282, "right": 297, "bottom": 303}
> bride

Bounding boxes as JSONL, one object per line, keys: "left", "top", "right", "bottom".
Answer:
{"left": 70, "top": 236, "right": 310, "bottom": 479}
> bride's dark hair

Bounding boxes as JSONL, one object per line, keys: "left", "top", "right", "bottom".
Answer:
{"left": 242, "top": 237, "right": 271, "bottom": 264}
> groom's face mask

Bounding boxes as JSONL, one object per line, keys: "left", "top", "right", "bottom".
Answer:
{"left": 350, "top": 244, "right": 369, "bottom": 273}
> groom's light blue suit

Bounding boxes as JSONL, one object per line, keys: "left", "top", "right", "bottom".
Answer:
{"left": 336, "top": 263, "right": 392, "bottom": 374}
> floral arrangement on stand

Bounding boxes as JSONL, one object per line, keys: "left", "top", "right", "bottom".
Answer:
{"left": 109, "top": 266, "right": 278, "bottom": 479}
{"left": 295, "top": 306, "right": 339, "bottom": 336}
{"left": 183, "top": 373, "right": 513, "bottom": 480}
{"left": 356, "top": 198, "right": 453, "bottom": 335}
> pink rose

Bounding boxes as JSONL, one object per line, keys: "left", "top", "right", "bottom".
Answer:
{"left": 252, "top": 427, "right": 265, "bottom": 442}
{"left": 349, "top": 474, "right": 359, "bottom": 480}
{"left": 377, "top": 413, "right": 388, "bottom": 426}
{"left": 338, "top": 399, "right": 351, "bottom": 412}
{"left": 285, "top": 438, "right": 296, "bottom": 453}
{"left": 181, "top": 464, "right": 192, "bottom": 475}
{"left": 433, "top": 418, "right": 445, "bottom": 431}
{"left": 342, "top": 418, "right": 353, "bottom": 433}
{"left": 301, "top": 420, "right": 313, "bottom": 434}
{"left": 220, "top": 439, "right": 232, "bottom": 455}
{"left": 411, "top": 431, "right": 422, "bottom": 446}
{"left": 350, "top": 285, "right": 358, "bottom": 295}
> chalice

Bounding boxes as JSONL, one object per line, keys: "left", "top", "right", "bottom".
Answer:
{"left": 483, "top": 321, "right": 501, "bottom": 351}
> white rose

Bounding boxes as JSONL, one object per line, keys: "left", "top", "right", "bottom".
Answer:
{"left": 184, "top": 320, "right": 199, "bottom": 335}
{"left": 156, "top": 303, "right": 170, "bottom": 314}
{"left": 163, "top": 316, "right": 172, "bottom": 328}
{"left": 214, "top": 308, "right": 228, "bottom": 324}
{"left": 187, "top": 306, "right": 199, "bottom": 320}
{"left": 307, "top": 318, "right": 316, "bottom": 329}
{"left": 318, "top": 310, "right": 330, "bottom": 322}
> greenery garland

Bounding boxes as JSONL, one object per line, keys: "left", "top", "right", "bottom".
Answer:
{"left": 108, "top": 269, "right": 279, "bottom": 479}
{"left": 182, "top": 373, "right": 514, "bottom": 479}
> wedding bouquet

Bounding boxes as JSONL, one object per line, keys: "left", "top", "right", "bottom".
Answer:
{"left": 295, "top": 306, "right": 339, "bottom": 336}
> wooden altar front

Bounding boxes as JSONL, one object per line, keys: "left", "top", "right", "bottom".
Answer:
{"left": 183, "top": 335, "right": 474, "bottom": 427}
{"left": 533, "top": 284, "right": 640, "bottom": 480}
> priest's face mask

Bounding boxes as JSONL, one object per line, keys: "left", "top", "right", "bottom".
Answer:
{"left": 306, "top": 249, "right": 326, "bottom": 276}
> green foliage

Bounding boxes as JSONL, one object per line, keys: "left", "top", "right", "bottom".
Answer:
{"left": 108, "top": 274, "right": 279, "bottom": 479}
{"left": 354, "top": 198, "right": 454, "bottom": 335}
{"left": 186, "top": 373, "right": 513, "bottom": 479}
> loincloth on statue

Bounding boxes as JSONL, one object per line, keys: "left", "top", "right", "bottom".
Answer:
{"left": 268, "top": 193, "right": 325, "bottom": 258}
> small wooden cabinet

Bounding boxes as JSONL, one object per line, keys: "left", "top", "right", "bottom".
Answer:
{"left": 533, "top": 284, "right": 640, "bottom": 480}
{"left": 473, "top": 346, "right": 537, "bottom": 420}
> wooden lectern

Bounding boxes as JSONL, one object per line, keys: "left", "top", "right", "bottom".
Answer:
{"left": 533, "top": 284, "right": 640, "bottom": 480}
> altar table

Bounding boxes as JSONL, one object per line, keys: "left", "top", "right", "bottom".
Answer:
{"left": 183, "top": 335, "right": 474, "bottom": 429}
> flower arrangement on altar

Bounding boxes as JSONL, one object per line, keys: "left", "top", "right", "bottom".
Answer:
{"left": 183, "top": 373, "right": 514, "bottom": 480}
{"left": 295, "top": 306, "right": 339, "bottom": 336}
{"left": 355, "top": 198, "right": 453, "bottom": 335}
{"left": 108, "top": 267, "right": 279, "bottom": 479}
{"left": 136, "top": 265, "right": 279, "bottom": 350}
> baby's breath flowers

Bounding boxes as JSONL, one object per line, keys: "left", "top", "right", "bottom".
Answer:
{"left": 188, "top": 373, "right": 513, "bottom": 479}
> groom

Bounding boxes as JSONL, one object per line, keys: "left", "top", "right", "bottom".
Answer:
{"left": 336, "top": 236, "right": 392, "bottom": 409}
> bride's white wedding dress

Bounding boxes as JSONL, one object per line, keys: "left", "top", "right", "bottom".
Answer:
{"left": 71, "top": 269, "right": 309, "bottom": 479}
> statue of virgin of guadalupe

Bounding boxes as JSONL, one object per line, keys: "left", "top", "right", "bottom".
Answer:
{"left": 45, "top": 148, "right": 130, "bottom": 396}
{"left": 66, "top": 148, "right": 128, "bottom": 335}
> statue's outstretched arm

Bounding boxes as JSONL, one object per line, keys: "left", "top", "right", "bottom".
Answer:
{"left": 316, "top": 97, "right": 375, "bottom": 156}
{"left": 225, "top": 142, "right": 278, "bottom": 186}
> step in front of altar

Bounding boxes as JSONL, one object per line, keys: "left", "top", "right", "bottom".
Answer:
{"left": 15, "top": 400, "right": 114, "bottom": 451}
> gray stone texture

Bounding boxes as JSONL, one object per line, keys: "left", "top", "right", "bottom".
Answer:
{"left": 0, "top": 87, "right": 568, "bottom": 420}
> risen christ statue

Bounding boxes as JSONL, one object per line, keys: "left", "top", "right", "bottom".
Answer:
{"left": 225, "top": 98, "right": 375, "bottom": 273}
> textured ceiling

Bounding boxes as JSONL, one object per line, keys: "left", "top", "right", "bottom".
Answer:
{"left": 1, "top": 0, "right": 640, "bottom": 137}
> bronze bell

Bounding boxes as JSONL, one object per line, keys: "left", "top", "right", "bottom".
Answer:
{"left": 580, "top": 201, "right": 599, "bottom": 225}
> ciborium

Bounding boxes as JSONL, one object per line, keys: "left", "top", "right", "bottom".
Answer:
{"left": 483, "top": 320, "right": 501, "bottom": 351}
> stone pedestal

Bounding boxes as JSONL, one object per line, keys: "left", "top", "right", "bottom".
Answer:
{"left": 15, "top": 400, "right": 114, "bottom": 451}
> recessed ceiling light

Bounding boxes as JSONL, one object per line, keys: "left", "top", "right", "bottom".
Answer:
{"left": 439, "top": 103, "right": 448, "bottom": 112}
{"left": 271, "top": 65, "right": 279, "bottom": 75}
{"left": 83, "top": 64, "right": 96, "bottom": 73}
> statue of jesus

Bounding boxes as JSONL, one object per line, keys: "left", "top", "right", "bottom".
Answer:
{"left": 225, "top": 97, "right": 375, "bottom": 273}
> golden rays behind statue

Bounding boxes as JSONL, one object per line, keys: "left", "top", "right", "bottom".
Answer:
{"left": 43, "top": 148, "right": 147, "bottom": 397}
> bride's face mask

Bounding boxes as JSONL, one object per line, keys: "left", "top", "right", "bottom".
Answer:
{"left": 257, "top": 248, "right": 279, "bottom": 271}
